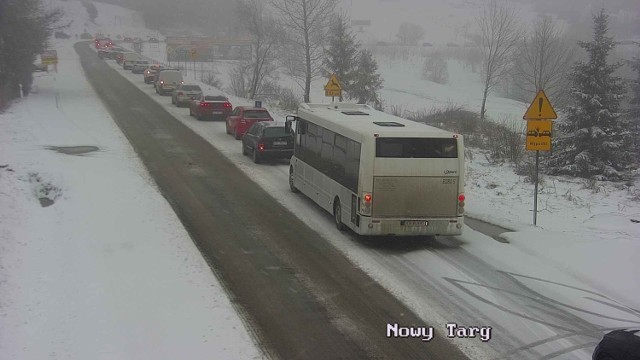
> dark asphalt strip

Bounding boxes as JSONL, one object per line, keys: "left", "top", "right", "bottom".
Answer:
{"left": 75, "top": 42, "right": 469, "bottom": 360}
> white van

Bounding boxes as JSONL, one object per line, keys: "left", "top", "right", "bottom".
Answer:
{"left": 155, "top": 70, "right": 183, "bottom": 95}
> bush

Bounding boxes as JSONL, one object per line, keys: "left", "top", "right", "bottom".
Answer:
{"left": 200, "top": 71, "right": 222, "bottom": 89}
{"left": 422, "top": 52, "right": 449, "bottom": 84}
{"left": 229, "top": 63, "right": 250, "bottom": 98}
{"left": 258, "top": 81, "right": 301, "bottom": 112}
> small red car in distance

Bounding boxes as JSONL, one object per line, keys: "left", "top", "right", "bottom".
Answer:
{"left": 189, "top": 95, "right": 232, "bottom": 121}
{"left": 94, "top": 38, "right": 113, "bottom": 49}
{"left": 226, "top": 106, "right": 273, "bottom": 139}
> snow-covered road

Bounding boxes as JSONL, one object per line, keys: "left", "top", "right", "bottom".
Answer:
{"left": 104, "top": 47, "right": 640, "bottom": 359}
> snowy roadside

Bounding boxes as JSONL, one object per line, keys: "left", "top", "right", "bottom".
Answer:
{"left": 115, "top": 38, "right": 640, "bottom": 315}
{"left": 0, "top": 41, "right": 264, "bottom": 359}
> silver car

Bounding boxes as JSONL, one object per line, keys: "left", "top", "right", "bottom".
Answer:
{"left": 131, "top": 60, "right": 150, "bottom": 74}
{"left": 171, "top": 84, "right": 203, "bottom": 107}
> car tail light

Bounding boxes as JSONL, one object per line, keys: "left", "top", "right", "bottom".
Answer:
{"left": 258, "top": 143, "right": 265, "bottom": 151}
{"left": 458, "top": 193, "right": 465, "bottom": 214}
{"left": 361, "top": 192, "right": 372, "bottom": 216}
{"left": 181, "top": 81, "right": 184, "bottom": 84}
{"left": 177, "top": 92, "right": 184, "bottom": 96}
{"left": 223, "top": 103, "right": 231, "bottom": 108}
{"left": 200, "top": 102, "right": 210, "bottom": 107}
{"left": 160, "top": 80, "right": 164, "bottom": 85}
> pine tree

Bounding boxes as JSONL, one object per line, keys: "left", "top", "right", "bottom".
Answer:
{"left": 324, "top": 13, "right": 359, "bottom": 101}
{"left": 548, "top": 9, "right": 632, "bottom": 180}
{"left": 348, "top": 49, "right": 383, "bottom": 106}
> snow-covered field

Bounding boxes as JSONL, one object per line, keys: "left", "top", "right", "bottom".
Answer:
{"left": 0, "top": 36, "right": 263, "bottom": 360}
{"left": 2, "top": 0, "right": 639, "bottom": 358}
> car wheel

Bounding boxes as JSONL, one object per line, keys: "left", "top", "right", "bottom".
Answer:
{"left": 226, "top": 123, "right": 231, "bottom": 134}
{"left": 333, "top": 199, "right": 346, "bottom": 231}
{"left": 252, "top": 148, "right": 260, "bottom": 164}
{"left": 189, "top": 108, "right": 194, "bottom": 117}
{"left": 289, "top": 166, "right": 299, "bottom": 193}
{"left": 242, "top": 143, "right": 248, "bottom": 156}
{"left": 234, "top": 127, "right": 241, "bottom": 140}
{"left": 196, "top": 112, "right": 202, "bottom": 121}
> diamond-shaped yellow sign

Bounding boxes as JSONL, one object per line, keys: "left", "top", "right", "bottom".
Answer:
{"left": 523, "top": 90, "right": 557, "bottom": 120}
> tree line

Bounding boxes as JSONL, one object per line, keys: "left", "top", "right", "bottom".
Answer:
{"left": 475, "top": 1, "right": 638, "bottom": 180}
{"left": 0, "top": 0, "right": 62, "bottom": 109}
{"left": 230, "top": 0, "right": 382, "bottom": 109}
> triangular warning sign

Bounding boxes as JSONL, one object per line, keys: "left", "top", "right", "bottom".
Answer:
{"left": 324, "top": 74, "right": 342, "bottom": 91}
{"left": 523, "top": 90, "right": 557, "bottom": 120}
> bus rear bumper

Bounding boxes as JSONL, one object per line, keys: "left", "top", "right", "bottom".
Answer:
{"left": 357, "top": 217, "right": 464, "bottom": 236}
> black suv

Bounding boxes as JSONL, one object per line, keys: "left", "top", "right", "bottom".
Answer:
{"left": 242, "top": 122, "right": 293, "bottom": 163}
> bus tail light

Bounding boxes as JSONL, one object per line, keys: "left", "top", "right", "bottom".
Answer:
{"left": 458, "top": 193, "right": 465, "bottom": 214}
{"left": 361, "top": 192, "right": 372, "bottom": 216}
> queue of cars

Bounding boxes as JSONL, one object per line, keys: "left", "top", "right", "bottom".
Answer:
{"left": 97, "top": 42, "right": 291, "bottom": 163}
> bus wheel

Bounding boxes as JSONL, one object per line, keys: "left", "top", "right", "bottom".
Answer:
{"left": 289, "top": 167, "right": 299, "bottom": 193}
{"left": 334, "top": 199, "right": 346, "bottom": 231}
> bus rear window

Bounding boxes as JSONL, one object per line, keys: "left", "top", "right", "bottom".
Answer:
{"left": 376, "top": 138, "right": 458, "bottom": 158}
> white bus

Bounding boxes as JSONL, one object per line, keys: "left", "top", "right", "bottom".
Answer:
{"left": 286, "top": 103, "right": 465, "bottom": 237}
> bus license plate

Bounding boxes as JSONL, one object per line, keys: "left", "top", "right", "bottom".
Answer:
{"left": 403, "top": 221, "right": 428, "bottom": 226}
{"left": 273, "top": 141, "right": 287, "bottom": 146}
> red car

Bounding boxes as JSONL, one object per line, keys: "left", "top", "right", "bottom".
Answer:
{"left": 226, "top": 106, "right": 274, "bottom": 140}
{"left": 94, "top": 38, "right": 113, "bottom": 49}
{"left": 189, "top": 95, "right": 232, "bottom": 121}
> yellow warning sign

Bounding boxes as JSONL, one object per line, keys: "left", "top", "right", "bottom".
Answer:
{"left": 324, "top": 74, "right": 342, "bottom": 97}
{"left": 526, "top": 119, "right": 553, "bottom": 151}
{"left": 523, "top": 90, "right": 557, "bottom": 120}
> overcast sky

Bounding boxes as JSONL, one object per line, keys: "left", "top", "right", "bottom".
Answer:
{"left": 335, "top": 0, "right": 639, "bottom": 43}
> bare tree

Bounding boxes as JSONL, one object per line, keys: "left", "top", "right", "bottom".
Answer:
{"left": 511, "top": 15, "right": 576, "bottom": 108}
{"left": 396, "top": 22, "right": 425, "bottom": 46}
{"left": 236, "top": 0, "right": 284, "bottom": 99}
{"left": 270, "top": 0, "right": 338, "bottom": 102}
{"left": 477, "top": 0, "right": 522, "bottom": 120}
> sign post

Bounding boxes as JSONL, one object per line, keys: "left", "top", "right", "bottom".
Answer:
{"left": 523, "top": 90, "right": 557, "bottom": 226}
{"left": 41, "top": 50, "right": 58, "bottom": 72}
{"left": 190, "top": 48, "right": 197, "bottom": 80}
{"left": 324, "top": 74, "right": 342, "bottom": 102}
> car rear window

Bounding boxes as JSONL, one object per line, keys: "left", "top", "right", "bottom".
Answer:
{"left": 204, "top": 96, "right": 228, "bottom": 101}
{"left": 376, "top": 138, "right": 458, "bottom": 158}
{"left": 182, "top": 85, "right": 201, "bottom": 91}
{"left": 263, "top": 127, "right": 288, "bottom": 137}
{"left": 244, "top": 110, "right": 270, "bottom": 119}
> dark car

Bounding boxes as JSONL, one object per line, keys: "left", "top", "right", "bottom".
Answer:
{"left": 123, "top": 37, "right": 133, "bottom": 43}
{"left": 241, "top": 122, "right": 293, "bottom": 163}
{"left": 148, "top": 37, "right": 159, "bottom": 43}
{"left": 189, "top": 95, "right": 232, "bottom": 120}
{"left": 105, "top": 47, "right": 126, "bottom": 60}
{"left": 593, "top": 329, "right": 640, "bottom": 360}
{"left": 144, "top": 64, "right": 164, "bottom": 84}
{"left": 226, "top": 106, "right": 274, "bottom": 140}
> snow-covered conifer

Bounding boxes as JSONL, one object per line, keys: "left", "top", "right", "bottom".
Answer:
{"left": 549, "top": 9, "right": 633, "bottom": 180}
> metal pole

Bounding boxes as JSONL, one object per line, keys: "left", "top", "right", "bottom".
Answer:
{"left": 534, "top": 150, "right": 539, "bottom": 226}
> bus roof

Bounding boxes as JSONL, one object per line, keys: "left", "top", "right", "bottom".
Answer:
{"left": 297, "top": 103, "right": 456, "bottom": 139}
